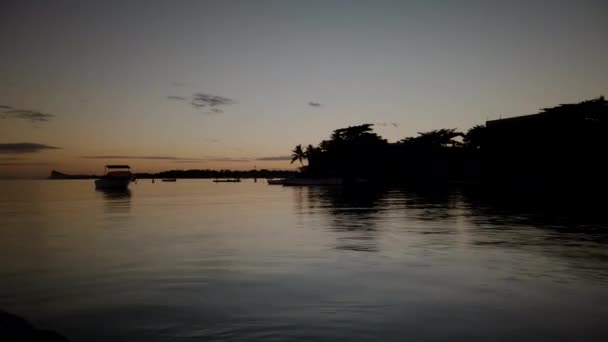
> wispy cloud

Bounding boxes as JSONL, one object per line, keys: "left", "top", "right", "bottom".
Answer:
{"left": 0, "top": 162, "right": 48, "bottom": 166}
{"left": 81, "top": 155, "right": 205, "bottom": 162}
{"left": 256, "top": 155, "right": 292, "bottom": 161}
{"left": 167, "top": 96, "right": 188, "bottom": 101}
{"left": 1, "top": 106, "right": 55, "bottom": 122}
{"left": 167, "top": 92, "right": 236, "bottom": 114}
{"left": 191, "top": 93, "right": 236, "bottom": 113}
{"left": 80, "top": 155, "right": 250, "bottom": 163}
{"left": 0, "top": 143, "right": 61, "bottom": 154}
{"left": 375, "top": 122, "right": 399, "bottom": 128}
{"left": 308, "top": 101, "right": 322, "bottom": 107}
{"left": 168, "top": 157, "right": 250, "bottom": 163}
{"left": 204, "top": 157, "right": 250, "bottom": 162}
{"left": 203, "top": 138, "right": 221, "bottom": 143}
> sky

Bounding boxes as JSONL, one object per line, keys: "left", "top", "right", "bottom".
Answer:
{"left": 1, "top": 0, "right": 607, "bottom": 178}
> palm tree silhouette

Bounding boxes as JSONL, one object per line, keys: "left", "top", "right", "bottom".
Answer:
{"left": 291, "top": 144, "right": 306, "bottom": 165}
{"left": 305, "top": 144, "right": 316, "bottom": 158}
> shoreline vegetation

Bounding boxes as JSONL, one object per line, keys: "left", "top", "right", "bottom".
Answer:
{"left": 50, "top": 97, "right": 607, "bottom": 193}
{"left": 49, "top": 169, "right": 297, "bottom": 180}
{"left": 286, "top": 96, "right": 607, "bottom": 192}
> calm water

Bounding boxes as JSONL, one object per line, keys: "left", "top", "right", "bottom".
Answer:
{"left": 1, "top": 180, "right": 607, "bottom": 341}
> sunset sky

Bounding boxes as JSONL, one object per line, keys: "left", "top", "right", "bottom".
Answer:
{"left": 1, "top": 0, "right": 607, "bottom": 178}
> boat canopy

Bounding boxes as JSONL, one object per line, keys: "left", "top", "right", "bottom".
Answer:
{"left": 105, "top": 165, "right": 130, "bottom": 169}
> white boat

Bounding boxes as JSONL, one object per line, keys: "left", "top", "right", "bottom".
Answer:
{"left": 267, "top": 178, "right": 284, "bottom": 185}
{"left": 95, "top": 165, "right": 133, "bottom": 190}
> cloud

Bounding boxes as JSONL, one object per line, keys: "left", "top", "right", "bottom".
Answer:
{"left": 0, "top": 157, "right": 24, "bottom": 161}
{"left": 191, "top": 93, "right": 236, "bottom": 112}
{"left": 0, "top": 143, "right": 61, "bottom": 154}
{"left": 167, "top": 96, "right": 188, "bottom": 101}
{"left": 0, "top": 162, "right": 48, "bottom": 166}
{"left": 168, "top": 92, "right": 236, "bottom": 114}
{"left": 374, "top": 122, "right": 399, "bottom": 128}
{"left": 308, "top": 101, "right": 322, "bottom": 107}
{"left": 81, "top": 155, "right": 205, "bottom": 162}
{"left": 172, "top": 158, "right": 250, "bottom": 163}
{"left": 203, "top": 157, "right": 250, "bottom": 162}
{"left": 1, "top": 107, "right": 54, "bottom": 122}
{"left": 256, "top": 155, "right": 292, "bottom": 161}
{"left": 203, "top": 138, "right": 221, "bottom": 143}
{"left": 80, "top": 155, "right": 249, "bottom": 163}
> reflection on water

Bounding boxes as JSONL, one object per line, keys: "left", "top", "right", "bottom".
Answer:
{"left": 303, "top": 185, "right": 608, "bottom": 281}
{"left": 299, "top": 186, "right": 386, "bottom": 252}
{"left": 96, "top": 189, "right": 131, "bottom": 216}
{"left": 96, "top": 188, "right": 132, "bottom": 200}
{"left": 1, "top": 180, "right": 607, "bottom": 341}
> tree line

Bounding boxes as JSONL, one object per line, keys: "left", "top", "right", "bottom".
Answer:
{"left": 289, "top": 97, "right": 608, "bottom": 186}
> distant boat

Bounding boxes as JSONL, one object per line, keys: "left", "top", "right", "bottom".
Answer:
{"left": 95, "top": 165, "right": 133, "bottom": 190}
{"left": 162, "top": 178, "right": 177, "bottom": 182}
{"left": 213, "top": 178, "right": 241, "bottom": 183}
{"left": 267, "top": 178, "right": 284, "bottom": 185}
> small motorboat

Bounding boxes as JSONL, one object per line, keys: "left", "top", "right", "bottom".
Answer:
{"left": 213, "top": 178, "right": 241, "bottom": 183}
{"left": 95, "top": 165, "right": 134, "bottom": 190}
{"left": 162, "top": 178, "right": 177, "bottom": 182}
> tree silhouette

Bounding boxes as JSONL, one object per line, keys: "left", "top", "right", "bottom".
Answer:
{"left": 290, "top": 144, "right": 306, "bottom": 165}
{"left": 305, "top": 144, "right": 318, "bottom": 163}
{"left": 400, "top": 128, "right": 463, "bottom": 148}
{"left": 464, "top": 125, "right": 486, "bottom": 150}
{"left": 302, "top": 124, "right": 389, "bottom": 178}
{"left": 283, "top": 97, "right": 608, "bottom": 186}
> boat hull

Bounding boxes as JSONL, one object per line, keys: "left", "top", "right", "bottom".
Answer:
{"left": 95, "top": 177, "right": 131, "bottom": 190}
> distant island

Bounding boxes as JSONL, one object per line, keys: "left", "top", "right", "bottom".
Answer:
{"left": 49, "top": 170, "right": 98, "bottom": 180}
{"left": 49, "top": 169, "right": 297, "bottom": 180}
